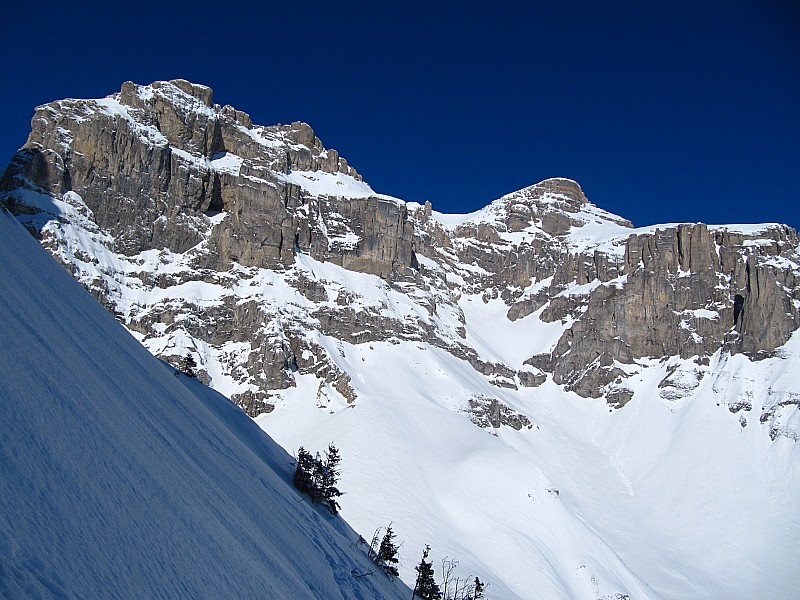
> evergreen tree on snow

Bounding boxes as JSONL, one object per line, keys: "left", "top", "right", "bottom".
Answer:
{"left": 321, "top": 443, "right": 342, "bottom": 514}
{"left": 413, "top": 545, "right": 441, "bottom": 599}
{"left": 473, "top": 577, "right": 485, "bottom": 599}
{"left": 293, "top": 447, "right": 315, "bottom": 495}
{"left": 181, "top": 353, "right": 197, "bottom": 378}
{"left": 293, "top": 443, "right": 343, "bottom": 514}
{"left": 375, "top": 524, "right": 400, "bottom": 577}
{"left": 310, "top": 451, "right": 325, "bottom": 503}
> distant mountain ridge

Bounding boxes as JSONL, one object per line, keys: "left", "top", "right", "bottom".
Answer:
{"left": 2, "top": 80, "right": 799, "bottom": 599}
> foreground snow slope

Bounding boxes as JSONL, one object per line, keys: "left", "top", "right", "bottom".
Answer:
{"left": 0, "top": 207, "right": 408, "bottom": 599}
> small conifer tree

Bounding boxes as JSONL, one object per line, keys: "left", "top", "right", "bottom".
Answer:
{"left": 181, "top": 353, "right": 197, "bottom": 378}
{"left": 310, "top": 451, "right": 325, "bottom": 503}
{"left": 321, "top": 443, "right": 342, "bottom": 514}
{"left": 293, "top": 447, "right": 315, "bottom": 495}
{"left": 375, "top": 524, "right": 400, "bottom": 577}
{"left": 293, "top": 443, "right": 343, "bottom": 514}
{"left": 473, "top": 577, "right": 485, "bottom": 599}
{"left": 413, "top": 545, "right": 441, "bottom": 599}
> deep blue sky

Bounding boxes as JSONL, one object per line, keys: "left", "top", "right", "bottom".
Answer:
{"left": 3, "top": 1, "right": 798, "bottom": 228}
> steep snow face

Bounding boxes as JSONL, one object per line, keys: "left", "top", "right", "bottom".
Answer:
{"left": 0, "top": 207, "right": 408, "bottom": 600}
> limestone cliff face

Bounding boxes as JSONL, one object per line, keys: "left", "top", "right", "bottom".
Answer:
{"left": 547, "top": 223, "right": 799, "bottom": 399}
{"left": 2, "top": 79, "right": 799, "bottom": 419}
{"left": 3, "top": 79, "right": 412, "bottom": 278}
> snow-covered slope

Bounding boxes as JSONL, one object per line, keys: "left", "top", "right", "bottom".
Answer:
{"left": 0, "top": 206, "right": 408, "bottom": 599}
{"left": 257, "top": 313, "right": 800, "bottom": 599}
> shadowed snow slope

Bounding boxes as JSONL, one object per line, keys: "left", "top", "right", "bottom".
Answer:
{"left": 0, "top": 207, "right": 407, "bottom": 599}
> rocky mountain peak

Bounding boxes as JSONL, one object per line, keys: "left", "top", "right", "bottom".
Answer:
{"left": 519, "top": 177, "right": 588, "bottom": 205}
